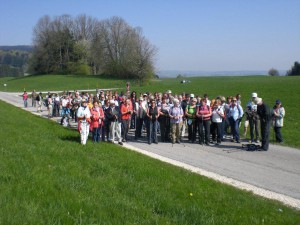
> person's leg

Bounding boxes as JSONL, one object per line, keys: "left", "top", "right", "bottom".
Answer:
{"left": 216, "top": 122, "right": 221, "bottom": 144}
{"left": 204, "top": 120, "right": 211, "bottom": 144}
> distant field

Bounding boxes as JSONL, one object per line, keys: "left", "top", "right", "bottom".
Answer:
{"left": 1, "top": 74, "right": 299, "bottom": 148}
{"left": 0, "top": 100, "right": 300, "bottom": 224}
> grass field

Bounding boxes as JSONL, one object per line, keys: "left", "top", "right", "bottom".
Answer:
{"left": 0, "top": 100, "right": 300, "bottom": 224}
{"left": 1, "top": 74, "right": 300, "bottom": 148}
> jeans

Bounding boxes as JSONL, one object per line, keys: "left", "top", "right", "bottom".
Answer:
{"left": 147, "top": 120, "right": 158, "bottom": 143}
{"left": 92, "top": 127, "right": 101, "bottom": 142}
{"left": 274, "top": 126, "right": 283, "bottom": 143}
{"left": 229, "top": 117, "right": 240, "bottom": 141}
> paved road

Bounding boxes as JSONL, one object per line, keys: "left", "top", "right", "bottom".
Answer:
{"left": 1, "top": 91, "right": 300, "bottom": 209}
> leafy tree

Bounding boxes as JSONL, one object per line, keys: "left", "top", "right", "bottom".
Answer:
{"left": 286, "top": 61, "right": 300, "bottom": 76}
{"left": 29, "top": 14, "right": 157, "bottom": 82}
{"left": 268, "top": 68, "right": 279, "bottom": 76}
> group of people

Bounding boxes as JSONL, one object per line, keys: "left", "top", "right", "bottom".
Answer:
{"left": 24, "top": 88, "right": 285, "bottom": 150}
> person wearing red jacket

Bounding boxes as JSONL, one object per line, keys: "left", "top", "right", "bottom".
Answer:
{"left": 90, "top": 100, "right": 104, "bottom": 143}
{"left": 121, "top": 98, "right": 133, "bottom": 142}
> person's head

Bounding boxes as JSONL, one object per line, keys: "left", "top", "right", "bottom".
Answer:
{"left": 204, "top": 94, "right": 208, "bottom": 99}
{"left": 150, "top": 99, "right": 156, "bottom": 106}
{"left": 213, "top": 101, "right": 219, "bottom": 109}
{"left": 191, "top": 98, "right": 197, "bottom": 105}
{"left": 251, "top": 92, "right": 258, "bottom": 100}
{"left": 109, "top": 99, "right": 115, "bottom": 107}
{"left": 190, "top": 93, "right": 195, "bottom": 100}
{"left": 254, "top": 97, "right": 263, "bottom": 105}
{"left": 236, "top": 93, "right": 241, "bottom": 100}
{"left": 232, "top": 97, "right": 237, "bottom": 105}
{"left": 200, "top": 99, "right": 206, "bottom": 106}
{"left": 275, "top": 99, "right": 281, "bottom": 108}
{"left": 227, "top": 96, "right": 233, "bottom": 103}
{"left": 173, "top": 99, "right": 179, "bottom": 106}
{"left": 81, "top": 99, "right": 88, "bottom": 107}
{"left": 93, "top": 101, "right": 99, "bottom": 108}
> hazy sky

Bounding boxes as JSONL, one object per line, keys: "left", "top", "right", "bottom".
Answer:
{"left": 0, "top": 0, "right": 299, "bottom": 72}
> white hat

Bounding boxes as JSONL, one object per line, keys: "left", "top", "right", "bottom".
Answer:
{"left": 166, "top": 90, "right": 172, "bottom": 94}
{"left": 173, "top": 99, "right": 179, "bottom": 104}
{"left": 109, "top": 100, "right": 115, "bottom": 104}
{"left": 190, "top": 94, "right": 194, "bottom": 98}
{"left": 252, "top": 92, "right": 258, "bottom": 98}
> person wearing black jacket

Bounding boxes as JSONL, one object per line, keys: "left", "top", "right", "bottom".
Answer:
{"left": 255, "top": 98, "right": 273, "bottom": 151}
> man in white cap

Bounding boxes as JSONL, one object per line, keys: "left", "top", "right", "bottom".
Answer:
{"left": 255, "top": 97, "right": 272, "bottom": 151}
{"left": 77, "top": 99, "right": 91, "bottom": 145}
{"left": 244, "top": 92, "right": 260, "bottom": 143}
{"left": 107, "top": 100, "right": 123, "bottom": 145}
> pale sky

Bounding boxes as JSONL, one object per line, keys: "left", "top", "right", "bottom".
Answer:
{"left": 0, "top": 0, "right": 299, "bottom": 72}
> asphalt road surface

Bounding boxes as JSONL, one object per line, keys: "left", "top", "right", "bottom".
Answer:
{"left": 1, "top": 91, "right": 299, "bottom": 209}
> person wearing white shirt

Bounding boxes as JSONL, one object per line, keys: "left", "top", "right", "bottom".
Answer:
{"left": 77, "top": 99, "right": 91, "bottom": 145}
{"left": 211, "top": 101, "right": 225, "bottom": 145}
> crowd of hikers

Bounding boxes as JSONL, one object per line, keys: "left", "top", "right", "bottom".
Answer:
{"left": 25, "top": 87, "right": 285, "bottom": 151}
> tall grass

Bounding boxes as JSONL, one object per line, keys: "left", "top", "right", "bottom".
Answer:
{"left": 0, "top": 100, "right": 300, "bottom": 224}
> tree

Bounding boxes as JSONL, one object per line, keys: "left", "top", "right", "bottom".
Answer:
{"left": 29, "top": 15, "right": 157, "bottom": 82}
{"left": 286, "top": 61, "right": 300, "bottom": 76}
{"left": 268, "top": 68, "right": 279, "bottom": 76}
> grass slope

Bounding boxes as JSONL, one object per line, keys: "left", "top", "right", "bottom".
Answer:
{"left": 0, "top": 100, "right": 300, "bottom": 224}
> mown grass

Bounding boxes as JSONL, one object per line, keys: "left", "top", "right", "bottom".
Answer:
{"left": 1, "top": 74, "right": 299, "bottom": 148}
{"left": 0, "top": 100, "right": 300, "bottom": 224}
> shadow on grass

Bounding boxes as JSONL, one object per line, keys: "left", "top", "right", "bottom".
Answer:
{"left": 60, "top": 135, "right": 79, "bottom": 143}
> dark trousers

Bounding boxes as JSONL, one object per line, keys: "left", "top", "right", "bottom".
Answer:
{"left": 198, "top": 120, "right": 211, "bottom": 144}
{"left": 159, "top": 117, "right": 170, "bottom": 142}
{"left": 135, "top": 117, "right": 144, "bottom": 138}
{"left": 261, "top": 120, "right": 271, "bottom": 150}
{"left": 187, "top": 120, "right": 196, "bottom": 142}
{"left": 122, "top": 119, "right": 130, "bottom": 141}
{"left": 274, "top": 126, "right": 283, "bottom": 143}
{"left": 130, "top": 114, "right": 136, "bottom": 129}
{"left": 211, "top": 122, "right": 222, "bottom": 143}
{"left": 102, "top": 122, "right": 110, "bottom": 141}
{"left": 229, "top": 117, "right": 240, "bottom": 141}
{"left": 147, "top": 120, "right": 158, "bottom": 143}
{"left": 220, "top": 119, "right": 226, "bottom": 141}
{"left": 249, "top": 118, "right": 259, "bottom": 141}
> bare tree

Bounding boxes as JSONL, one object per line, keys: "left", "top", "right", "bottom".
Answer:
{"left": 268, "top": 68, "right": 279, "bottom": 76}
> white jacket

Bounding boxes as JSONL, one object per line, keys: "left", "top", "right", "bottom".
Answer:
{"left": 273, "top": 107, "right": 285, "bottom": 127}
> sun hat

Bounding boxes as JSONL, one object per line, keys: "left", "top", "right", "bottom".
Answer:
{"left": 252, "top": 92, "right": 258, "bottom": 98}
{"left": 190, "top": 94, "right": 194, "bottom": 98}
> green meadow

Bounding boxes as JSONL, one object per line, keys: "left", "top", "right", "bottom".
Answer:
{"left": 1, "top": 75, "right": 300, "bottom": 148}
{"left": 0, "top": 100, "right": 300, "bottom": 224}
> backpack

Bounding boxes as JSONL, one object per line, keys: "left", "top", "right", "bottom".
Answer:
{"left": 242, "top": 144, "right": 261, "bottom": 151}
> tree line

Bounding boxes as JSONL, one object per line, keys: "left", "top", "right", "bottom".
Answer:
{"left": 29, "top": 14, "right": 157, "bottom": 81}
{"left": 0, "top": 49, "right": 31, "bottom": 77}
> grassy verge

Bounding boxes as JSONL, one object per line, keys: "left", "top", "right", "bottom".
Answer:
{"left": 0, "top": 100, "right": 300, "bottom": 224}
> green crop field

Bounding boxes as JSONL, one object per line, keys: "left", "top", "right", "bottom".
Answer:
{"left": 1, "top": 74, "right": 299, "bottom": 148}
{"left": 0, "top": 100, "right": 300, "bottom": 224}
